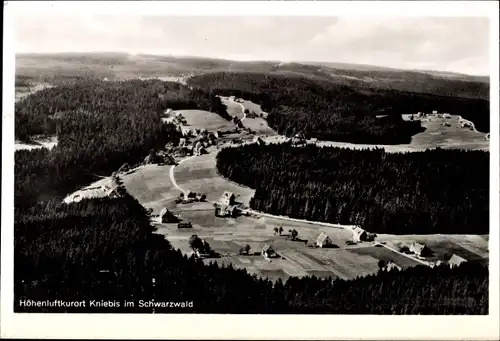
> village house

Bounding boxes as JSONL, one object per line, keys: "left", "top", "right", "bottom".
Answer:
{"left": 316, "top": 232, "right": 333, "bottom": 248}
{"left": 410, "top": 242, "right": 432, "bottom": 258}
{"left": 383, "top": 260, "right": 402, "bottom": 272}
{"left": 448, "top": 254, "right": 467, "bottom": 269}
{"left": 159, "top": 207, "right": 179, "bottom": 223}
{"left": 219, "top": 191, "right": 236, "bottom": 206}
{"left": 262, "top": 244, "right": 277, "bottom": 259}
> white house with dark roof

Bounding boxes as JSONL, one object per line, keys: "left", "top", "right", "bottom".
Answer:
{"left": 448, "top": 254, "right": 467, "bottom": 269}
{"left": 316, "top": 232, "right": 332, "bottom": 248}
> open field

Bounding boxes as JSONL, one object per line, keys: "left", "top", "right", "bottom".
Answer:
{"left": 219, "top": 97, "right": 244, "bottom": 119}
{"left": 174, "top": 109, "right": 236, "bottom": 132}
{"left": 174, "top": 152, "right": 255, "bottom": 206}
{"left": 154, "top": 207, "right": 423, "bottom": 281}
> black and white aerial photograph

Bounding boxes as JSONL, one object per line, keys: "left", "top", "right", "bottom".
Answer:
{"left": 2, "top": 1, "right": 499, "bottom": 340}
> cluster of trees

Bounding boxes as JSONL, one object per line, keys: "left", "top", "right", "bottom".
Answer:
{"left": 216, "top": 143, "right": 489, "bottom": 234}
{"left": 188, "top": 72, "right": 490, "bottom": 142}
{"left": 16, "top": 194, "right": 488, "bottom": 314}
{"left": 15, "top": 80, "right": 228, "bottom": 207}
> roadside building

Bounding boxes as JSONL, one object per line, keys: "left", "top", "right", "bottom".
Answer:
{"left": 214, "top": 204, "right": 237, "bottom": 218}
{"left": 220, "top": 191, "right": 236, "bottom": 206}
{"left": 159, "top": 208, "right": 179, "bottom": 223}
{"left": 352, "top": 226, "right": 369, "bottom": 243}
{"left": 262, "top": 244, "right": 277, "bottom": 259}
{"left": 410, "top": 242, "right": 432, "bottom": 257}
{"left": 448, "top": 254, "right": 467, "bottom": 269}
{"left": 316, "top": 232, "right": 333, "bottom": 248}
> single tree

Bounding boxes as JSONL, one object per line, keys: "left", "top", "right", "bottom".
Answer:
{"left": 291, "top": 229, "right": 298, "bottom": 241}
{"left": 244, "top": 244, "right": 251, "bottom": 255}
{"left": 273, "top": 227, "right": 279, "bottom": 235}
{"left": 188, "top": 234, "right": 203, "bottom": 252}
{"left": 378, "top": 259, "right": 386, "bottom": 270}
{"left": 279, "top": 226, "right": 283, "bottom": 235}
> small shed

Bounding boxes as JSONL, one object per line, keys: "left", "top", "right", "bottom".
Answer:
{"left": 448, "top": 254, "right": 467, "bottom": 268}
{"left": 316, "top": 232, "right": 333, "bottom": 248}
{"left": 262, "top": 244, "right": 277, "bottom": 259}
{"left": 352, "top": 226, "right": 368, "bottom": 243}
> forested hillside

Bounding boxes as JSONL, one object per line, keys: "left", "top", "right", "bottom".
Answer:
{"left": 16, "top": 193, "right": 488, "bottom": 314}
{"left": 216, "top": 143, "right": 489, "bottom": 234}
{"left": 15, "top": 80, "right": 228, "bottom": 207}
{"left": 188, "top": 72, "right": 490, "bottom": 141}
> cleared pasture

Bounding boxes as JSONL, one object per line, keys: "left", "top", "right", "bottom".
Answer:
{"left": 176, "top": 109, "right": 236, "bottom": 131}
{"left": 174, "top": 152, "right": 255, "bottom": 206}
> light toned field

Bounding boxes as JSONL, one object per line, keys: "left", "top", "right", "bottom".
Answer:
{"left": 155, "top": 207, "right": 421, "bottom": 281}
{"left": 176, "top": 109, "right": 236, "bottom": 131}
{"left": 174, "top": 152, "right": 255, "bottom": 206}
{"left": 15, "top": 136, "right": 58, "bottom": 151}
{"left": 121, "top": 164, "right": 182, "bottom": 214}
{"left": 377, "top": 234, "right": 489, "bottom": 263}
{"left": 219, "top": 97, "right": 245, "bottom": 120}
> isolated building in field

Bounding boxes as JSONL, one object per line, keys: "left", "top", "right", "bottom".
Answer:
{"left": 432, "top": 110, "right": 438, "bottom": 115}
{"left": 383, "top": 260, "right": 402, "bottom": 272}
{"left": 214, "top": 204, "right": 237, "bottom": 218}
{"left": 448, "top": 254, "right": 467, "bottom": 269}
{"left": 63, "top": 184, "right": 120, "bottom": 204}
{"left": 352, "top": 226, "right": 368, "bottom": 243}
{"left": 219, "top": 191, "right": 236, "bottom": 206}
{"left": 442, "top": 113, "right": 452, "bottom": 119}
{"left": 159, "top": 208, "right": 179, "bottom": 223}
{"left": 410, "top": 242, "right": 431, "bottom": 257}
{"left": 316, "top": 232, "right": 333, "bottom": 248}
{"left": 262, "top": 244, "right": 277, "bottom": 259}
{"left": 253, "top": 136, "right": 265, "bottom": 145}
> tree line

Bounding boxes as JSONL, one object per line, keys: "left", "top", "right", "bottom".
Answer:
{"left": 15, "top": 79, "right": 228, "bottom": 208}
{"left": 188, "top": 72, "right": 490, "bottom": 143}
{"left": 216, "top": 143, "right": 489, "bottom": 234}
{"left": 16, "top": 194, "right": 488, "bottom": 314}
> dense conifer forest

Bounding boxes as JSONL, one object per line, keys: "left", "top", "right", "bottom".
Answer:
{"left": 216, "top": 143, "right": 489, "bottom": 234}
{"left": 15, "top": 80, "right": 228, "bottom": 207}
{"left": 188, "top": 72, "right": 490, "bottom": 142}
{"left": 14, "top": 79, "right": 489, "bottom": 314}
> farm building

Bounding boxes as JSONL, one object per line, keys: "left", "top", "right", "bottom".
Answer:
{"left": 448, "top": 254, "right": 467, "bottom": 268}
{"left": 410, "top": 242, "right": 432, "bottom": 257}
{"left": 383, "top": 261, "right": 402, "bottom": 272}
{"left": 316, "top": 232, "right": 333, "bottom": 248}
{"left": 214, "top": 204, "right": 238, "bottom": 218}
{"left": 219, "top": 191, "right": 236, "bottom": 206}
{"left": 432, "top": 110, "right": 438, "bottom": 115}
{"left": 352, "top": 226, "right": 373, "bottom": 243}
{"left": 177, "top": 222, "right": 193, "bottom": 229}
{"left": 442, "top": 113, "right": 452, "bottom": 119}
{"left": 159, "top": 208, "right": 179, "bottom": 223}
{"left": 262, "top": 244, "right": 277, "bottom": 259}
{"left": 246, "top": 111, "right": 258, "bottom": 119}
{"left": 181, "top": 127, "right": 192, "bottom": 137}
